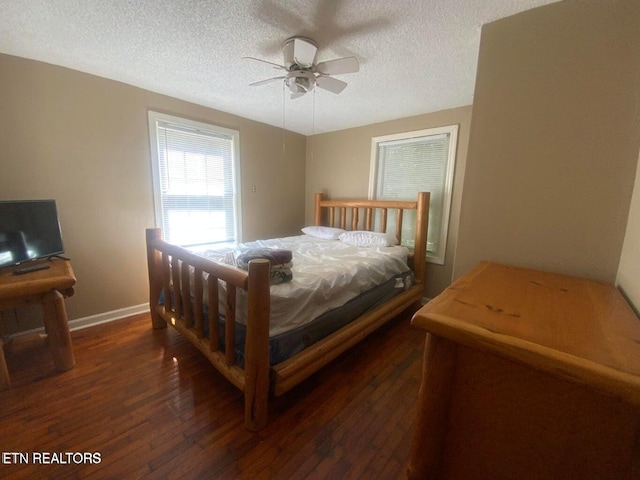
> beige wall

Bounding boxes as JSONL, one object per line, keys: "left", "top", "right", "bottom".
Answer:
{"left": 454, "top": 0, "right": 640, "bottom": 282}
{"left": 305, "top": 106, "right": 472, "bottom": 299}
{"left": 617, "top": 147, "right": 640, "bottom": 312}
{"left": 0, "top": 54, "right": 306, "bottom": 323}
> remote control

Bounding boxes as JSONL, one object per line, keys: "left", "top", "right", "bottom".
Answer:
{"left": 12, "top": 265, "right": 51, "bottom": 275}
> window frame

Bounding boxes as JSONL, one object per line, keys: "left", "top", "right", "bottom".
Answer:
{"left": 368, "top": 125, "right": 458, "bottom": 265}
{"left": 148, "top": 111, "right": 242, "bottom": 246}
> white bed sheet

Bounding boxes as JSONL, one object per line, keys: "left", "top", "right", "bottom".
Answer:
{"left": 197, "top": 234, "right": 412, "bottom": 337}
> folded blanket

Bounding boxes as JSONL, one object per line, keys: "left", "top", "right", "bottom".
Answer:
{"left": 236, "top": 248, "right": 293, "bottom": 284}
{"left": 236, "top": 248, "right": 292, "bottom": 267}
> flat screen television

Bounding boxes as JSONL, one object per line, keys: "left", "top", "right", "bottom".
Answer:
{"left": 0, "top": 200, "right": 65, "bottom": 269}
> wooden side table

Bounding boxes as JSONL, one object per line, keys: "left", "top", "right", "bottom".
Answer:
{"left": 0, "top": 258, "right": 76, "bottom": 389}
{"left": 408, "top": 261, "right": 640, "bottom": 480}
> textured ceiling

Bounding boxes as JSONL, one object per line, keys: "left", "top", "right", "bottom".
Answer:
{"left": 0, "top": 0, "right": 559, "bottom": 135}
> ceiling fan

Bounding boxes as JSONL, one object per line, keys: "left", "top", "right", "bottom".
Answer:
{"left": 244, "top": 36, "right": 360, "bottom": 99}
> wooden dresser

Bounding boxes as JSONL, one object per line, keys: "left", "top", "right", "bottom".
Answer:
{"left": 408, "top": 261, "right": 640, "bottom": 480}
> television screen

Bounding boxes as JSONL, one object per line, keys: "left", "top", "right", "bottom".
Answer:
{"left": 0, "top": 200, "right": 65, "bottom": 269}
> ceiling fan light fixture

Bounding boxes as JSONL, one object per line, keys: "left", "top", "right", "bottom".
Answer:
{"left": 286, "top": 71, "right": 315, "bottom": 95}
{"left": 287, "top": 77, "right": 312, "bottom": 97}
{"left": 286, "top": 78, "right": 302, "bottom": 94}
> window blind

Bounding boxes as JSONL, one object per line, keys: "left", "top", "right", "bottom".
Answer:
{"left": 371, "top": 127, "right": 457, "bottom": 264}
{"left": 152, "top": 118, "right": 239, "bottom": 247}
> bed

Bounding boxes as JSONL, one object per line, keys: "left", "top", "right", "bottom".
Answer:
{"left": 146, "top": 192, "right": 430, "bottom": 431}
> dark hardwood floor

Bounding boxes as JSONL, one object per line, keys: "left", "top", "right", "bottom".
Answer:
{"left": 0, "top": 311, "right": 424, "bottom": 479}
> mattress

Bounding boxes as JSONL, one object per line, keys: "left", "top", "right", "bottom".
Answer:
{"left": 223, "top": 274, "right": 407, "bottom": 365}
{"left": 196, "top": 234, "right": 413, "bottom": 337}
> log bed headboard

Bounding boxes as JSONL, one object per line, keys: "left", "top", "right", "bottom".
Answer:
{"left": 313, "top": 192, "right": 430, "bottom": 286}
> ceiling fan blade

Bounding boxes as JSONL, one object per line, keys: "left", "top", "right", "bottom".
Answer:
{"left": 316, "top": 75, "right": 348, "bottom": 94}
{"left": 242, "top": 56, "right": 287, "bottom": 71}
{"left": 249, "top": 76, "right": 285, "bottom": 86}
{"left": 316, "top": 57, "right": 360, "bottom": 75}
{"left": 293, "top": 37, "right": 317, "bottom": 67}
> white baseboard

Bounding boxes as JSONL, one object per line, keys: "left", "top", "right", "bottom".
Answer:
{"left": 68, "top": 303, "right": 149, "bottom": 331}
{"left": 5, "top": 303, "right": 149, "bottom": 341}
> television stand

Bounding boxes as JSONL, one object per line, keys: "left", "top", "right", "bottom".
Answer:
{"left": 0, "top": 258, "right": 76, "bottom": 389}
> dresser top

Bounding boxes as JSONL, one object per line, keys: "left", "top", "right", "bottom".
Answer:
{"left": 412, "top": 261, "right": 640, "bottom": 406}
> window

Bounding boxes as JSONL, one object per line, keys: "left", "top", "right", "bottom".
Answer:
{"left": 369, "top": 125, "right": 458, "bottom": 265}
{"left": 148, "top": 111, "right": 241, "bottom": 247}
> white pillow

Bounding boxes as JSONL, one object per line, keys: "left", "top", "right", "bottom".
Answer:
{"left": 338, "top": 230, "right": 398, "bottom": 247}
{"left": 301, "top": 226, "right": 346, "bottom": 240}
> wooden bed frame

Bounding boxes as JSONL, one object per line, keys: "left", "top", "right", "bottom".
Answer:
{"left": 146, "top": 192, "right": 430, "bottom": 431}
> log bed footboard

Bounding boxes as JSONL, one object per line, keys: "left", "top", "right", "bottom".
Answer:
{"left": 146, "top": 228, "right": 271, "bottom": 430}
{"left": 146, "top": 192, "right": 430, "bottom": 431}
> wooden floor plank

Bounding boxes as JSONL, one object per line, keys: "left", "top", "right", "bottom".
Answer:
{"left": 0, "top": 311, "right": 423, "bottom": 479}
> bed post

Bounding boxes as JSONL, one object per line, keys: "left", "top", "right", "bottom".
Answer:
{"left": 244, "top": 258, "right": 271, "bottom": 431}
{"left": 146, "top": 228, "right": 166, "bottom": 329}
{"left": 314, "top": 193, "right": 324, "bottom": 226}
{"left": 413, "top": 192, "right": 430, "bottom": 287}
